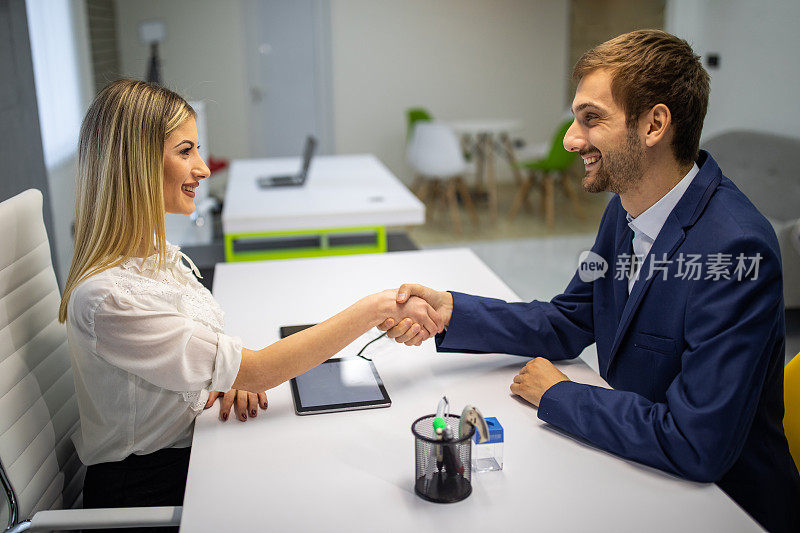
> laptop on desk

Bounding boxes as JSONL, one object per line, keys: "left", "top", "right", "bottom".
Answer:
{"left": 257, "top": 136, "right": 318, "bottom": 188}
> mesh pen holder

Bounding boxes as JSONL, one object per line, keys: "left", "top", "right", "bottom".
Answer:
{"left": 412, "top": 414, "right": 475, "bottom": 503}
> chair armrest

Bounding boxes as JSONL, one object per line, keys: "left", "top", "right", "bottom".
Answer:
{"left": 23, "top": 506, "right": 181, "bottom": 531}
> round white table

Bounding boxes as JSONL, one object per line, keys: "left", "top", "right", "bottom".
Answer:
{"left": 447, "top": 119, "right": 525, "bottom": 223}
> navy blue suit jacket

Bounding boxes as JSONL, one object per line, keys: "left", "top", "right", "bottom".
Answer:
{"left": 436, "top": 152, "right": 799, "bottom": 531}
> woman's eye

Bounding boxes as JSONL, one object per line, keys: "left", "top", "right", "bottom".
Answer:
{"left": 180, "top": 148, "right": 191, "bottom": 156}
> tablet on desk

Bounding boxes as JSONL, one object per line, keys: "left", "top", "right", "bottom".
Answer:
{"left": 281, "top": 324, "right": 392, "bottom": 415}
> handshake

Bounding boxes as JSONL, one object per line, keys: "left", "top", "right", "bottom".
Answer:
{"left": 370, "top": 283, "right": 570, "bottom": 407}
{"left": 372, "top": 284, "right": 454, "bottom": 346}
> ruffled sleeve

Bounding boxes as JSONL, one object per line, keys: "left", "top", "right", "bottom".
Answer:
{"left": 87, "top": 290, "right": 243, "bottom": 393}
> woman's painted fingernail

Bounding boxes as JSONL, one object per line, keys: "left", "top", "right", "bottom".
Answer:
{"left": 251, "top": 409, "right": 256, "bottom": 417}
{"left": 222, "top": 413, "right": 228, "bottom": 421}
{"left": 262, "top": 402, "right": 268, "bottom": 409}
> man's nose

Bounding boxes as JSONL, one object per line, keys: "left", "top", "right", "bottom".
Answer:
{"left": 563, "top": 120, "right": 583, "bottom": 153}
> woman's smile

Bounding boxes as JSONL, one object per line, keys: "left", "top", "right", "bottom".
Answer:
{"left": 181, "top": 183, "right": 198, "bottom": 198}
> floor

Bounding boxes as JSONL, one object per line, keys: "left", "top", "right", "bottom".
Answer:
{"left": 406, "top": 180, "right": 610, "bottom": 246}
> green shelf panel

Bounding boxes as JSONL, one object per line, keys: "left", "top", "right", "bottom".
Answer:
{"left": 224, "top": 226, "right": 387, "bottom": 262}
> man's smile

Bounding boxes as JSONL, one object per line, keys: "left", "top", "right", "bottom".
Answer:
{"left": 581, "top": 153, "right": 602, "bottom": 170}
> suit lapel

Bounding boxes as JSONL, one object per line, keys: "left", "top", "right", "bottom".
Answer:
{"left": 605, "top": 150, "right": 723, "bottom": 367}
{"left": 613, "top": 222, "right": 633, "bottom": 323}
{"left": 608, "top": 213, "right": 685, "bottom": 361}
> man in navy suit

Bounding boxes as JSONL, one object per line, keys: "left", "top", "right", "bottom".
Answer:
{"left": 380, "top": 30, "right": 799, "bottom": 531}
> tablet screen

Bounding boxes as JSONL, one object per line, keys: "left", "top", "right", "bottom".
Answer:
{"left": 282, "top": 325, "right": 391, "bottom": 415}
{"left": 294, "top": 358, "right": 386, "bottom": 406}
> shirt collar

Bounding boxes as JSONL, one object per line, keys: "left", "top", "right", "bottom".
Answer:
{"left": 626, "top": 163, "right": 700, "bottom": 241}
{"left": 119, "top": 241, "right": 203, "bottom": 280}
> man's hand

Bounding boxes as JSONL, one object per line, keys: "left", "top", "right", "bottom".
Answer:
{"left": 377, "top": 284, "right": 453, "bottom": 346}
{"left": 510, "top": 358, "right": 569, "bottom": 407}
{"left": 205, "top": 389, "right": 268, "bottom": 422}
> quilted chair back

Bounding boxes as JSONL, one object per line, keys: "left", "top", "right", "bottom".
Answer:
{"left": 0, "top": 189, "right": 83, "bottom": 528}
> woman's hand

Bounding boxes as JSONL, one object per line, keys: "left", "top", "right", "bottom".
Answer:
{"left": 204, "top": 389, "right": 269, "bottom": 422}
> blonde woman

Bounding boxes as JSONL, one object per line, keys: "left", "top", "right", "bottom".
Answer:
{"left": 59, "top": 79, "right": 442, "bottom": 513}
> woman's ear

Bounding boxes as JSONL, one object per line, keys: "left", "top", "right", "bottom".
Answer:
{"left": 643, "top": 103, "right": 672, "bottom": 148}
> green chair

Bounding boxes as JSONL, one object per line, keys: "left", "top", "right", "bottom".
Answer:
{"left": 406, "top": 107, "right": 433, "bottom": 141}
{"left": 509, "top": 119, "right": 583, "bottom": 227}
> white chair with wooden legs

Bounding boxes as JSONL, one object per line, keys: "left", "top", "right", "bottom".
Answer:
{"left": 0, "top": 189, "right": 181, "bottom": 532}
{"left": 407, "top": 122, "right": 478, "bottom": 235}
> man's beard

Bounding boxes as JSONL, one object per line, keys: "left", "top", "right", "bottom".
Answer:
{"left": 582, "top": 127, "right": 644, "bottom": 194}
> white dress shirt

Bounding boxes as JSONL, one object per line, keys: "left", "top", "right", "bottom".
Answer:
{"left": 66, "top": 243, "right": 243, "bottom": 465}
{"left": 627, "top": 163, "right": 700, "bottom": 293}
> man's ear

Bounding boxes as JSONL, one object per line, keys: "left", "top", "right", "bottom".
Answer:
{"left": 642, "top": 103, "right": 672, "bottom": 148}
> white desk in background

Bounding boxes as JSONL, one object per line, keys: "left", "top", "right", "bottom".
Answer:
{"left": 180, "top": 249, "right": 758, "bottom": 532}
{"left": 222, "top": 154, "right": 424, "bottom": 261}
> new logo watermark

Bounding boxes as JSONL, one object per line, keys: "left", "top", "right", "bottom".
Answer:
{"left": 576, "top": 250, "right": 762, "bottom": 283}
{"left": 578, "top": 251, "right": 608, "bottom": 282}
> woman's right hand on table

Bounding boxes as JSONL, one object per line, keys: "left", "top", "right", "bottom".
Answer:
{"left": 204, "top": 389, "right": 269, "bottom": 422}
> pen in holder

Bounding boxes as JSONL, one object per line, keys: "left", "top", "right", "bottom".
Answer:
{"left": 411, "top": 414, "right": 474, "bottom": 503}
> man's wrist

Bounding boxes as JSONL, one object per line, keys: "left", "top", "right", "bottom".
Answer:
{"left": 441, "top": 291, "right": 454, "bottom": 327}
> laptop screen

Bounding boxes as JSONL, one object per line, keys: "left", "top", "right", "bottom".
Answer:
{"left": 298, "top": 135, "right": 318, "bottom": 179}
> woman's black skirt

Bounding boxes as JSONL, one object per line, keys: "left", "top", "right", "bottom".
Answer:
{"left": 82, "top": 446, "right": 191, "bottom": 532}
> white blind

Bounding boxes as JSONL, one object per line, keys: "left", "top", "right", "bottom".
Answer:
{"left": 25, "top": 0, "right": 84, "bottom": 169}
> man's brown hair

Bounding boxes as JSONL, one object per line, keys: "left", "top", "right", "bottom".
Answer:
{"left": 573, "top": 29, "right": 710, "bottom": 165}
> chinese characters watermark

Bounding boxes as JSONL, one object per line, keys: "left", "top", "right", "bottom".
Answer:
{"left": 577, "top": 252, "right": 762, "bottom": 283}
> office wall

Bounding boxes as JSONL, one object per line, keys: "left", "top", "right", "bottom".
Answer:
{"left": 114, "top": 0, "right": 250, "bottom": 159}
{"left": 330, "top": 0, "right": 570, "bottom": 184}
{"left": 666, "top": 0, "right": 800, "bottom": 141}
{"left": 113, "top": 0, "right": 569, "bottom": 183}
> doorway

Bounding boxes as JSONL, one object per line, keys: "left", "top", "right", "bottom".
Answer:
{"left": 242, "top": 0, "right": 334, "bottom": 157}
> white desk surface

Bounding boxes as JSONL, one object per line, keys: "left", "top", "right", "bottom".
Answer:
{"left": 222, "top": 153, "right": 424, "bottom": 234}
{"left": 180, "top": 249, "right": 758, "bottom": 532}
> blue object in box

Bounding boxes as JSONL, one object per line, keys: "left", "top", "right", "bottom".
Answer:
{"left": 474, "top": 416, "right": 503, "bottom": 444}
{"left": 472, "top": 416, "right": 504, "bottom": 472}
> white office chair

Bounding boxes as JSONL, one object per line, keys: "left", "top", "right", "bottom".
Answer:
{"left": 406, "top": 121, "right": 478, "bottom": 234}
{"left": 0, "top": 190, "right": 181, "bottom": 532}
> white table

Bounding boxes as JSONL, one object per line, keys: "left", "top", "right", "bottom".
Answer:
{"left": 180, "top": 249, "right": 758, "bottom": 532}
{"left": 449, "top": 119, "right": 523, "bottom": 137}
{"left": 222, "top": 154, "right": 424, "bottom": 261}
{"left": 448, "top": 120, "right": 525, "bottom": 223}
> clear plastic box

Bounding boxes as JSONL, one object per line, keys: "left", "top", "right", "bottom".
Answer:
{"left": 472, "top": 416, "right": 503, "bottom": 472}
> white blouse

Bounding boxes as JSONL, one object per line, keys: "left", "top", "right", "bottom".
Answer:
{"left": 66, "top": 243, "right": 243, "bottom": 465}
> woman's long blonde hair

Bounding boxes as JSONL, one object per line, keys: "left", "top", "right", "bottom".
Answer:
{"left": 58, "top": 79, "right": 195, "bottom": 323}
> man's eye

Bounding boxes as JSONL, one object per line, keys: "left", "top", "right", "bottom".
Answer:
{"left": 581, "top": 114, "right": 599, "bottom": 127}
